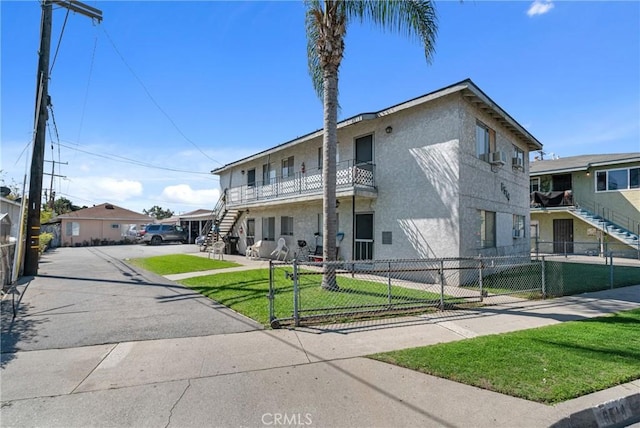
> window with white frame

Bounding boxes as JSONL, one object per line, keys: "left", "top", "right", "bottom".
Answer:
{"left": 246, "top": 218, "right": 255, "bottom": 246}
{"left": 513, "top": 214, "right": 525, "bottom": 238}
{"left": 476, "top": 121, "right": 496, "bottom": 161}
{"left": 262, "top": 217, "right": 275, "bottom": 241}
{"left": 512, "top": 145, "right": 525, "bottom": 170}
{"left": 596, "top": 167, "right": 639, "bottom": 192}
{"left": 479, "top": 210, "right": 496, "bottom": 248}
{"left": 281, "top": 216, "right": 293, "bottom": 236}
{"left": 281, "top": 156, "right": 294, "bottom": 178}
{"left": 262, "top": 163, "right": 275, "bottom": 185}
{"left": 530, "top": 177, "right": 540, "bottom": 193}
{"left": 65, "top": 221, "right": 80, "bottom": 236}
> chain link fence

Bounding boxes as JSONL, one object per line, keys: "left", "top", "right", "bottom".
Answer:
{"left": 268, "top": 255, "right": 640, "bottom": 327}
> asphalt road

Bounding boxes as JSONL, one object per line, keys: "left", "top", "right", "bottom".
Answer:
{"left": 1, "top": 244, "right": 261, "bottom": 353}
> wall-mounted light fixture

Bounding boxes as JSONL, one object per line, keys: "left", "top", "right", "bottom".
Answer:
{"left": 336, "top": 199, "right": 340, "bottom": 208}
{"left": 385, "top": 126, "right": 393, "bottom": 134}
{"left": 241, "top": 170, "right": 245, "bottom": 175}
{"left": 586, "top": 171, "right": 590, "bottom": 177}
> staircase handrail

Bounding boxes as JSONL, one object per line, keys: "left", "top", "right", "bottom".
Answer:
{"left": 575, "top": 197, "right": 640, "bottom": 236}
{"left": 202, "top": 189, "right": 228, "bottom": 238}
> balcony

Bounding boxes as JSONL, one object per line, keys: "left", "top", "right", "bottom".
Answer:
{"left": 530, "top": 190, "right": 574, "bottom": 209}
{"left": 226, "top": 160, "right": 377, "bottom": 208}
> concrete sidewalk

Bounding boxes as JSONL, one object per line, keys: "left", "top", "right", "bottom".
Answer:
{"left": 2, "top": 275, "right": 639, "bottom": 427}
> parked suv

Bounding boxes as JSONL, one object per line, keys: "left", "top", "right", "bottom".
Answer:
{"left": 141, "top": 224, "right": 188, "bottom": 245}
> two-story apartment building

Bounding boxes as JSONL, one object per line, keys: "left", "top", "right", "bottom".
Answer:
{"left": 211, "top": 79, "right": 542, "bottom": 261}
{"left": 530, "top": 153, "right": 640, "bottom": 257}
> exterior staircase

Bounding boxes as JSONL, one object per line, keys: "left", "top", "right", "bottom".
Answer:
{"left": 200, "top": 190, "right": 241, "bottom": 253}
{"left": 570, "top": 206, "right": 639, "bottom": 251}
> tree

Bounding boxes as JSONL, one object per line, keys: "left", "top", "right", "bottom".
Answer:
{"left": 53, "top": 197, "right": 81, "bottom": 215}
{"left": 143, "top": 205, "right": 174, "bottom": 220}
{"left": 305, "top": 0, "right": 438, "bottom": 289}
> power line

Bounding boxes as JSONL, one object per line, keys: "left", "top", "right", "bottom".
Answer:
{"left": 56, "top": 141, "right": 218, "bottom": 177}
{"left": 101, "top": 25, "right": 223, "bottom": 167}
{"left": 49, "top": 6, "right": 70, "bottom": 75}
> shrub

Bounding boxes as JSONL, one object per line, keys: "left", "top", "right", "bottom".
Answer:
{"left": 39, "top": 232, "right": 54, "bottom": 254}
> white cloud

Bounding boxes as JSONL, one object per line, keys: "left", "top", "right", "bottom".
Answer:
{"left": 527, "top": 0, "right": 554, "bottom": 17}
{"left": 160, "top": 184, "right": 220, "bottom": 207}
{"left": 67, "top": 177, "right": 143, "bottom": 205}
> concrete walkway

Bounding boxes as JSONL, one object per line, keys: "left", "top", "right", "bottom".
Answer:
{"left": 2, "top": 247, "right": 640, "bottom": 427}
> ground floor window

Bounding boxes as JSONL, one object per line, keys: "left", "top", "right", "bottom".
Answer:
{"left": 262, "top": 217, "right": 275, "bottom": 241}
{"left": 281, "top": 216, "right": 293, "bottom": 236}
{"left": 65, "top": 222, "right": 80, "bottom": 236}
{"left": 246, "top": 218, "right": 255, "bottom": 246}
{"left": 513, "top": 214, "right": 525, "bottom": 238}
{"left": 479, "top": 210, "right": 496, "bottom": 248}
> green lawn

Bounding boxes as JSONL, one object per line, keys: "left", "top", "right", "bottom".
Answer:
{"left": 370, "top": 308, "right": 640, "bottom": 404}
{"left": 180, "top": 268, "right": 452, "bottom": 326}
{"left": 128, "top": 254, "right": 240, "bottom": 275}
{"left": 464, "top": 261, "right": 640, "bottom": 298}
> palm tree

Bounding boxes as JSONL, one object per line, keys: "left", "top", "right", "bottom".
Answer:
{"left": 305, "top": 0, "right": 438, "bottom": 290}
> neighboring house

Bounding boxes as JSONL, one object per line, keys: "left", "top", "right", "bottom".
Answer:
{"left": 209, "top": 79, "right": 542, "bottom": 264}
{"left": 529, "top": 153, "right": 640, "bottom": 257}
{"left": 51, "top": 203, "right": 152, "bottom": 247}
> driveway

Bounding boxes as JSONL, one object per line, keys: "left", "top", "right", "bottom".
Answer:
{"left": 1, "top": 244, "right": 261, "bottom": 353}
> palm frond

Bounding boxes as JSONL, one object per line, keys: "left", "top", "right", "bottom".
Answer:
{"left": 345, "top": 0, "right": 438, "bottom": 63}
{"left": 305, "top": 1, "right": 324, "bottom": 100}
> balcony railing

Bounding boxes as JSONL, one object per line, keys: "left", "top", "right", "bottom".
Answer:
{"left": 530, "top": 190, "right": 574, "bottom": 208}
{"left": 226, "top": 160, "right": 376, "bottom": 206}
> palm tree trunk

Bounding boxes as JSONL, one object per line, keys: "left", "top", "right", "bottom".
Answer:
{"left": 321, "top": 67, "right": 339, "bottom": 291}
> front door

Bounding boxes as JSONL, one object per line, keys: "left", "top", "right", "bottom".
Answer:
{"left": 355, "top": 213, "right": 374, "bottom": 260}
{"left": 553, "top": 219, "right": 573, "bottom": 254}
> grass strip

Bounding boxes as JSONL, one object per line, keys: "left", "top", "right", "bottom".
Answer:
{"left": 370, "top": 308, "right": 640, "bottom": 404}
{"left": 180, "top": 268, "right": 452, "bottom": 326}
{"left": 128, "top": 254, "right": 240, "bottom": 275}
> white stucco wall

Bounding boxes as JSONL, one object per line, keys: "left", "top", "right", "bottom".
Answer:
{"left": 217, "top": 91, "right": 533, "bottom": 262}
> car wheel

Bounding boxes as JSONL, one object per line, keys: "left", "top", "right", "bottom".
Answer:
{"left": 151, "top": 236, "right": 162, "bottom": 246}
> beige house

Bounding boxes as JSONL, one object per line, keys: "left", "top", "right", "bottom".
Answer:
{"left": 530, "top": 153, "right": 640, "bottom": 257}
{"left": 209, "top": 79, "right": 542, "bottom": 262}
{"left": 53, "top": 203, "right": 152, "bottom": 247}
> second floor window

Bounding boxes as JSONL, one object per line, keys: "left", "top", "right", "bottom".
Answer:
{"left": 263, "top": 163, "right": 275, "bottom": 185}
{"left": 596, "top": 167, "right": 640, "bottom": 191}
{"left": 476, "top": 121, "right": 495, "bottom": 161}
{"left": 281, "top": 156, "right": 294, "bottom": 178}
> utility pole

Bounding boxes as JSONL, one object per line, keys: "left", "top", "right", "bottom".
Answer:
{"left": 24, "top": 0, "right": 102, "bottom": 276}
{"left": 44, "top": 159, "right": 68, "bottom": 209}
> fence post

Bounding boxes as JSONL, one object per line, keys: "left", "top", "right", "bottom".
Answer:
{"left": 268, "top": 260, "right": 275, "bottom": 324}
{"left": 564, "top": 241, "right": 567, "bottom": 258}
{"left": 609, "top": 253, "right": 614, "bottom": 289}
{"left": 541, "top": 256, "right": 546, "bottom": 299}
{"left": 478, "top": 256, "right": 484, "bottom": 303}
{"left": 439, "top": 260, "right": 445, "bottom": 309}
{"left": 293, "top": 259, "right": 300, "bottom": 327}
{"left": 387, "top": 261, "right": 392, "bottom": 306}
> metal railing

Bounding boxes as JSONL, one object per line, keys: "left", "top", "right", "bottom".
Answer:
{"left": 226, "top": 160, "right": 376, "bottom": 206}
{"left": 576, "top": 199, "right": 640, "bottom": 237}
{"left": 532, "top": 240, "right": 640, "bottom": 260}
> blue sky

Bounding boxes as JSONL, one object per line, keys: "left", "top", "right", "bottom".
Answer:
{"left": 2, "top": 0, "right": 639, "bottom": 214}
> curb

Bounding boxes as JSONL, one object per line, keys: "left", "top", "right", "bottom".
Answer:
{"left": 551, "top": 394, "right": 640, "bottom": 428}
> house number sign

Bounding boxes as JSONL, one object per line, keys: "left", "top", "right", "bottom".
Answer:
{"left": 501, "top": 182, "right": 510, "bottom": 201}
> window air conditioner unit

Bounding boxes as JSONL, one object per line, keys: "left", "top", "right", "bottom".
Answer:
{"left": 512, "top": 229, "right": 521, "bottom": 238}
{"left": 489, "top": 151, "right": 507, "bottom": 166}
{"left": 512, "top": 157, "right": 524, "bottom": 169}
